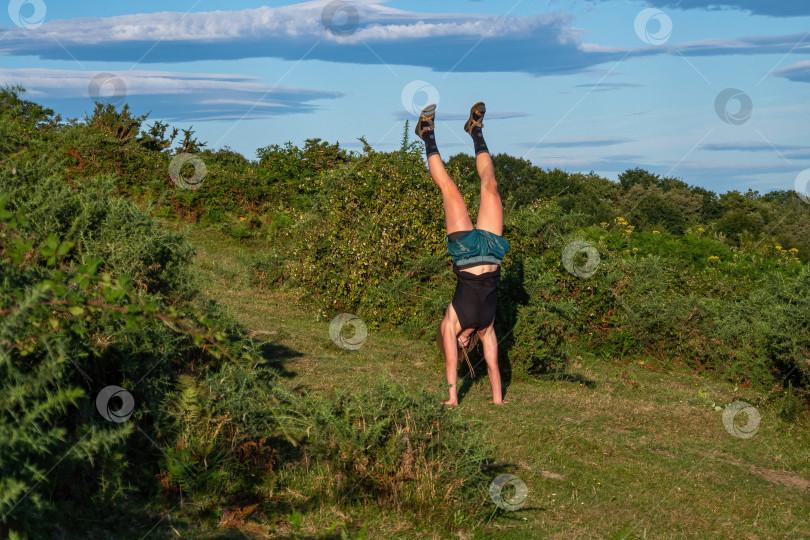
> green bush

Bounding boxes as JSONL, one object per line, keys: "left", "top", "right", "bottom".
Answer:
{"left": 286, "top": 147, "right": 449, "bottom": 328}
{"left": 0, "top": 179, "right": 260, "bottom": 537}
{"left": 0, "top": 172, "right": 198, "bottom": 302}
{"left": 282, "top": 375, "right": 495, "bottom": 530}
{"left": 714, "top": 268, "right": 810, "bottom": 401}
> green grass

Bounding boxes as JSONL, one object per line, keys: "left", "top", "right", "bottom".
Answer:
{"left": 164, "top": 220, "right": 810, "bottom": 539}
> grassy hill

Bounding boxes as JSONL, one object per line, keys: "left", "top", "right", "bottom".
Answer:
{"left": 180, "top": 224, "right": 810, "bottom": 538}
{"left": 1, "top": 86, "right": 809, "bottom": 538}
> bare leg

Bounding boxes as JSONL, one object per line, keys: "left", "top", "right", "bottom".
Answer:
{"left": 473, "top": 152, "right": 503, "bottom": 236}
{"left": 427, "top": 154, "right": 474, "bottom": 235}
{"left": 477, "top": 323, "right": 505, "bottom": 404}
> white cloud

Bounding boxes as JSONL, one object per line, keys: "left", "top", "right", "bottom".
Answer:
{"left": 0, "top": 1, "right": 625, "bottom": 74}
{"left": 773, "top": 60, "right": 810, "bottom": 83}
{"left": 1, "top": 1, "right": 808, "bottom": 75}
{"left": 0, "top": 67, "right": 341, "bottom": 120}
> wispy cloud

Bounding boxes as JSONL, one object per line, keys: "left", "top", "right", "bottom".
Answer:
{"left": 661, "top": 32, "right": 810, "bottom": 58}
{"left": 393, "top": 110, "right": 529, "bottom": 121}
{"left": 1, "top": 1, "right": 809, "bottom": 76}
{"left": 773, "top": 60, "right": 810, "bottom": 82}
{"left": 702, "top": 141, "right": 810, "bottom": 152}
{"left": 0, "top": 68, "right": 341, "bottom": 121}
{"left": 672, "top": 160, "right": 799, "bottom": 173}
{"left": 518, "top": 137, "right": 633, "bottom": 148}
{"left": 617, "top": 0, "right": 810, "bottom": 18}
{"left": 0, "top": 1, "right": 627, "bottom": 75}
{"left": 572, "top": 82, "right": 646, "bottom": 92}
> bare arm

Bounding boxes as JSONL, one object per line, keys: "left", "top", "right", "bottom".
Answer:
{"left": 477, "top": 323, "right": 504, "bottom": 404}
{"left": 477, "top": 324, "right": 498, "bottom": 365}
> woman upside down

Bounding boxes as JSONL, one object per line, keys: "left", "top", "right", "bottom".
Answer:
{"left": 415, "top": 101, "right": 510, "bottom": 406}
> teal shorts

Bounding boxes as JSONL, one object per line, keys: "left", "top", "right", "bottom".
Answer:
{"left": 446, "top": 229, "right": 510, "bottom": 268}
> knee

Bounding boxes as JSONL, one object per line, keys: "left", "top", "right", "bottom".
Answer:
{"left": 482, "top": 177, "right": 499, "bottom": 194}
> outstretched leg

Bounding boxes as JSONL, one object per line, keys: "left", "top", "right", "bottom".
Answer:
{"left": 464, "top": 103, "right": 503, "bottom": 236}
{"left": 416, "top": 104, "right": 473, "bottom": 234}
{"left": 428, "top": 155, "right": 474, "bottom": 234}
{"left": 474, "top": 151, "right": 503, "bottom": 236}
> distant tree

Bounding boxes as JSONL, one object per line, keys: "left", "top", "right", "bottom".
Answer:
{"left": 301, "top": 138, "right": 348, "bottom": 170}
{"left": 178, "top": 126, "right": 207, "bottom": 154}
{"left": 629, "top": 192, "right": 686, "bottom": 234}
{"left": 762, "top": 190, "right": 792, "bottom": 205}
{"left": 619, "top": 167, "right": 660, "bottom": 191}
{"left": 717, "top": 209, "right": 766, "bottom": 245}
{"left": 618, "top": 167, "right": 684, "bottom": 192}
{"left": 691, "top": 185, "right": 721, "bottom": 221}
{"left": 84, "top": 102, "right": 147, "bottom": 145}
{"left": 401, "top": 120, "right": 410, "bottom": 151}
{"left": 138, "top": 120, "right": 178, "bottom": 152}
{"left": 0, "top": 84, "right": 60, "bottom": 127}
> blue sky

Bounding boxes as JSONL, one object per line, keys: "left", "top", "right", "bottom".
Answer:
{"left": 2, "top": 0, "right": 809, "bottom": 195}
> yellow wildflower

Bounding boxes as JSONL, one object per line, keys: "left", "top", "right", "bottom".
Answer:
{"left": 708, "top": 255, "right": 720, "bottom": 262}
{"left": 652, "top": 230, "right": 660, "bottom": 234}
{"left": 775, "top": 245, "right": 782, "bottom": 250}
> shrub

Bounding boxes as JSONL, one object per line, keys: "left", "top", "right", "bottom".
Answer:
{"left": 286, "top": 147, "right": 449, "bottom": 328}
{"left": 281, "top": 375, "right": 495, "bottom": 530}
{"left": 0, "top": 172, "right": 198, "bottom": 302}
{"left": 0, "top": 178, "right": 260, "bottom": 537}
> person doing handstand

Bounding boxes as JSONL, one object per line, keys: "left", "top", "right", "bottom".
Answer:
{"left": 415, "top": 102, "right": 510, "bottom": 406}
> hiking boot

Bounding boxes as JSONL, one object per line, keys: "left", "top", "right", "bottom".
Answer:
{"left": 464, "top": 101, "right": 486, "bottom": 135}
{"left": 414, "top": 103, "right": 436, "bottom": 139}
